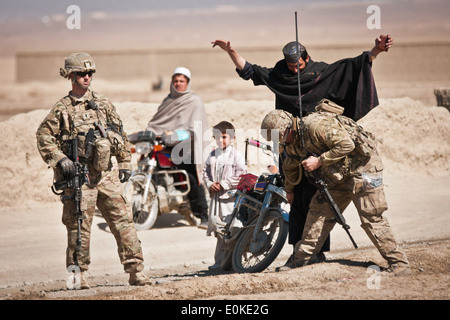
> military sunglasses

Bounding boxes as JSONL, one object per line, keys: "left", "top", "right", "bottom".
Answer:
{"left": 76, "top": 71, "right": 93, "bottom": 77}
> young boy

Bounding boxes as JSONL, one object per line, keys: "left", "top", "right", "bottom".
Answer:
{"left": 202, "top": 121, "right": 246, "bottom": 270}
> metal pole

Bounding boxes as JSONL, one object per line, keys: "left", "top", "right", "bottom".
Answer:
{"left": 295, "top": 11, "right": 305, "bottom": 148}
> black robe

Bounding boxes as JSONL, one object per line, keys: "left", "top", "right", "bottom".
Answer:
{"left": 238, "top": 51, "right": 378, "bottom": 120}
{"left": 237, "top": 51, "right": 379, "bottom": 249}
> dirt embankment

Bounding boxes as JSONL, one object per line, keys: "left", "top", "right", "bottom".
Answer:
{"left": 0, "top": 96, "right": 449, "bottom": 301}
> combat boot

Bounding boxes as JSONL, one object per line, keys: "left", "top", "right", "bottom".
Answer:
{"left": 276, "top": 256, "right": 308, "bottom": 271}
{"left": 80, "top": 271, "right": 90, "bottom": 289}
{"left": 276, "top": 252, "right": 323, "bottom": 272}
{"left": 129, "top": 271, "right": 152, "bottom": 286}
{"left": 67, "top": 270, "right": 90, "bottom": 290}
{"left": 383, "top": 262, "right": 412, "bottom": 277}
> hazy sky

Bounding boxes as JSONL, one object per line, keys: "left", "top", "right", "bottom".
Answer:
{"left": 1, "top": 0, "right": 305, "bottom": 20}
{"left": 3, "top": 0, "right": 439, "bottom": 21}
{"left": 0, "top": 0, "right": 448, "bottom": 56}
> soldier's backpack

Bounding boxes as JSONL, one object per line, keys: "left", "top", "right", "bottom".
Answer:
{"left": 315, "top": 99, "right": 378, "bottom": 157}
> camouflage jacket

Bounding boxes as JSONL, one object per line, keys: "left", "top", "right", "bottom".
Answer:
{"left": 282, "top": 111, "right": 376, "bottom": 192}
{"left": 36, "top": 88, "right": 131, "bottom": 180}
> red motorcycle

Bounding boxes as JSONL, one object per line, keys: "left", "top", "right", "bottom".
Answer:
{"left": 122, "top": 130, "right": 197, "bottom": 230}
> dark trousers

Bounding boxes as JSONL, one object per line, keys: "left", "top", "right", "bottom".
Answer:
{"left": 181, "top": 163, "right": 208, "bottom": 220}
{"left": 289, "top": 177, "right": 330, "bottom": 253}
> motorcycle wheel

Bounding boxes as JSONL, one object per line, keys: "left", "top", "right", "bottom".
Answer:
{"left": 232, "top": 210, "right": 288, "bottom": 273}
{"left": 124, "top": 174, "right": 159, "bottom": 231}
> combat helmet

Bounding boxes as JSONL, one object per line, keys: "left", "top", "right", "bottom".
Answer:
{"left": 60, "top": 52, "right": 96, "bottom": 78}
{"left": 260, "top": 109, "right": 293, "bottom": 142}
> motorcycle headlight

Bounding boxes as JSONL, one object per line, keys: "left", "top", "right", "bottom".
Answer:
{"left": 135, "top": 142, "right": 151, "bottom": 154}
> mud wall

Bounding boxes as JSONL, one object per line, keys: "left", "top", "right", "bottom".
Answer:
{"left": 16, "top": 42, "right": 450, "bottom": 83}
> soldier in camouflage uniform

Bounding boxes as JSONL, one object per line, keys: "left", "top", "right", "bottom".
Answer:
{"left": 36, "top": 52, "right": 151, "bottom": 288}
{"left": 261, "top": 100, "right": 411, "bottom": 275}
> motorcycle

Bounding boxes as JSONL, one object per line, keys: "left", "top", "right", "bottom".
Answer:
{"left": 122, "top": 130, "right": 197, "bottom": 230}
{"left": 213, "top": 138, "right": 289, "bottom": 273}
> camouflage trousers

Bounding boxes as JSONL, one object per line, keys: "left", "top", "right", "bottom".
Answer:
{"left": 294, "top": 153, "right": 409, "bottom": 267}
{"left": 62, "top": 169, "right": 144, "bottom": 273}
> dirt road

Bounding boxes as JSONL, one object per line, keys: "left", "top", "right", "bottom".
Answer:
{"left": 1, "top": 174, "right": 448, "bottom": 302}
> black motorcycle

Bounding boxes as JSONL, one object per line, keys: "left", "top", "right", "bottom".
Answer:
{"left": 213, "top": 139, "right": 289, "bottom": 273}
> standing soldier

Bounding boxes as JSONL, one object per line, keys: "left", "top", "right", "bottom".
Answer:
{"left": 261, "top": 101, "right": 410, "bottom": 275}
{"left": 36, "top": 52, "right": 151, "bottom": 289}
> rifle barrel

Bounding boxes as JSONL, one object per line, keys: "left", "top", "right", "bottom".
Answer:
{"left": 310, "top": 171, "right": 358, "bottom": 249}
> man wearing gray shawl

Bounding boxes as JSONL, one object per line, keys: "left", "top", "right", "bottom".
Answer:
{"left": 145, "top": 67, "right": 210, "bottom": 228}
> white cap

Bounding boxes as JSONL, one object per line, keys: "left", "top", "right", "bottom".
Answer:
{"left": 173, "top": 66, "right": 191, "bottom": 80}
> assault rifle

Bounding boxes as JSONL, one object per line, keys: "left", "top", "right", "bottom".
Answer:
{"left": 52, "top": 129, "right": 94, "bottom": 266}
{"left": 308, "top": 170, "right": 358, "bottom": 249}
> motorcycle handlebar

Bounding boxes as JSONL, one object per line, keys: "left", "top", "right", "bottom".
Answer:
{"left": 247, "top": 138, "right": 272, "bottom": 151}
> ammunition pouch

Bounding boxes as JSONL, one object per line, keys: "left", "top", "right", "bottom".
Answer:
{"left": 318, "top": 158, "right": 350, "bottom": 186}
{"left": 76, "top": 134, "right": 88, "bottom": 158}
{"left": 74, "top": 129, "right": 95, "bottom": 159}
{"left": 107, "top": 130, "right": 124, "bottom": 156}
{"left": 315, "top": 99, "right": 344, "bottom": 115}
{"left": 353, "top": 130, "right": 377, "bottom": 157}
{"left": 93, "top": 137, "right": 111, "bottom": 171}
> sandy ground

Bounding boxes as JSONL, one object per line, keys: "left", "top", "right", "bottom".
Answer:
{"left": 0, "top": 48, "right": 449, "bottom": 303}
{"left": 1, "top": 175, "right": 449, "bottom": 302}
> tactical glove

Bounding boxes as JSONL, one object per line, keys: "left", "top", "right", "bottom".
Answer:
{"left": 119, "top": 169, "right": 131, "bottom": 183}
{"left": 58, "top": 157, "right": 76, "bottom": 179}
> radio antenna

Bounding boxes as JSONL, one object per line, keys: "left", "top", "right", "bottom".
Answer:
{"left": 295, "top": 11, "right": 305, "bottom": 148}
